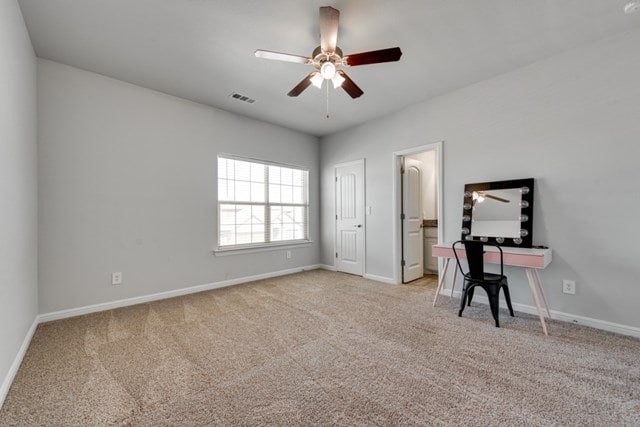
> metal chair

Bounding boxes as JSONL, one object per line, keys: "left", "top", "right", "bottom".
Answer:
{"left": 452, "top": 240, "right": 514, "bottom": 327}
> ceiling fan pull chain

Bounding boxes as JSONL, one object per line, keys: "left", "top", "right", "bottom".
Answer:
{"left": 326, "top": 82, "right": 330, "bottom": 119}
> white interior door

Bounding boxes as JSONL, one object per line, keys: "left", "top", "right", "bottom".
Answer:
{"left": 402, "top": 157, "right": 424, "bottom": 282}
{"left": 335, "top": 161, "right": 365, "bottom": 276}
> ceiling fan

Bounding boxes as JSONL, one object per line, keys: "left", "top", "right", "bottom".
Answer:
{"left": 255, "top": 6, "right": 402, "bottom": 99}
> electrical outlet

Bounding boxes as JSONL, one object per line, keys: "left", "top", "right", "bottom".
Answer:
{"left": 111, "top": 272, "right": 123, "bottom": 286}
{"left": 286, "top": 250, "right": 292, "bottom": 260}
{"left": 562, "top": 279, "right": 576, "bottom": 295}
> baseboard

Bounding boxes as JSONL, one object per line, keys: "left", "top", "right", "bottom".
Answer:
{"left": 0, "top": 317, "right": 39, "bottom": 409}
{"left": 39, "top": 264, "right": 322, "bottom": 323}
{"left": 363, "top": 273, "right": 398, "bottom": 285}
{"left": 318, "top": 264, "right": 397, "bottom": 285}
{"left": 441, "top": 289, "right": 640, "bottom": 338}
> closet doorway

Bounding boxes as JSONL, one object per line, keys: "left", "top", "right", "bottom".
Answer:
{"left": 393, "top": 142, "right": 443, "bottom": 284}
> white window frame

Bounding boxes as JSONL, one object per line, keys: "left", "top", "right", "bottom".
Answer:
{"left": 215, "top": 154, "right": 310, "bottom": 253}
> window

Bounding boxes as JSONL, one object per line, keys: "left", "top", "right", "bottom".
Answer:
{"left": 217, "top": 155, "right": 309, "bottom": 250}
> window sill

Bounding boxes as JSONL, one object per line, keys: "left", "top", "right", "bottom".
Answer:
{"left": 213, "top": 241, "right": 313, "bottom": 256}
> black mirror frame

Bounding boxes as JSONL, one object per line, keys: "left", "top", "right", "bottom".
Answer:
{"left": 461, "top": 178, "right": 535, "bottom": 248}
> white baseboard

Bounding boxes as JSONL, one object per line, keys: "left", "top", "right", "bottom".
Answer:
{"left": 363, "top": 273, "right": 398, "bottom": 285}
{"left": 0, "top": 317, "right": 39, "bottom": 409}
{"left": 318, "top": 264, "right": 397, "bottom": 285}
{"left": 39, "top": 264, "right": 322, "bottom": 323}
{"left": 441, "top": 289, "right": 640, "bottom": 338}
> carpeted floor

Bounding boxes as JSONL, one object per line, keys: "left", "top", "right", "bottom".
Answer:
{"left": 1, "top": 270, "right": 638, "bottom": 426}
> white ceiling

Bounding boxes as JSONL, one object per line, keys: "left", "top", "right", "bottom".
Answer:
{"left": 18, "top": 0, "right": 640, "bottom": 137}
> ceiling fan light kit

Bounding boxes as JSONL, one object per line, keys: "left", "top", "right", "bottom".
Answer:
{"left": 255, "top": 6, "right": 402, "bottom": 101}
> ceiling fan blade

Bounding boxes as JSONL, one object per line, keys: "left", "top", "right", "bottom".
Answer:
{"left": 287, "top": 72, "right": 317, "bottom": 97}
{"left": 319, "top": 6, "right": 339, "bottom": 53}
{"left": 484, "top": 193, "right": 510, "bottom": 203}
{"left": 337, "top": 70, "right": 363, "bottom": 99}
{"left": 344, "top": 47, "right": 402, "bottom": 66}
{"left": 254, "top": 50, "right": 311, "bottom": 64}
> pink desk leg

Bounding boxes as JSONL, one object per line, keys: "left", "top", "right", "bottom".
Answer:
{"left": 450, "top": 266, "right": 458, "bottom": 298}
{"left": 525, "top": 268, "right": 549, "bottom": 336}
{"left": 433, "top": 258, "right": 450, "bottom": 307}
{"left": 533, "top": 269, "right": 552, "bottom": 319}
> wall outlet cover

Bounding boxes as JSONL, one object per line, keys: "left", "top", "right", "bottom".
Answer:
{"left": 111, "top": 272, "right": 123, "bottom": 285}
{"left": 562, "top": 279, "right": 576, "bottom": 295}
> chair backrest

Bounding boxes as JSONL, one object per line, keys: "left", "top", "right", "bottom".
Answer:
{"left": 452, "top": 240, "right": 504, "bottom": 280}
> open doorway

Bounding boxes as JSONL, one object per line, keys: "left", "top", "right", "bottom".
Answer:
{"left": 393, "top": 142, "right": 443, "bottom": 284}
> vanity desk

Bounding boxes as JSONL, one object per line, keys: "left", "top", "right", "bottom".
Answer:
{"left": 432, "top": 243, "right": 553, "bottom": 335}
{"left": 440, "top": 177, "right": 553, "bottom": 335}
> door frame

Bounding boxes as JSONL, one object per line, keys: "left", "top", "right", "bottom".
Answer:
{"left": 334, "top": 158, "right": 366, "bottom": 275}
{"left": 392, "top": 142, "right": 444, "bottom": 284}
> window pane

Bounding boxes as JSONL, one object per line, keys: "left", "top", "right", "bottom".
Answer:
{"left": 218, "top": 158, "right": 227, "bottom": 179}
{"left": 218, "top": 179, "right": 234, "bottom": 202}
{"left": 251, "top": 182, "right": 265, "bottom": 202}
{"left": 219, "top": 204, "right": 236, "bottom": 225}
{"left": 235, "top": 181, "right": 250, "bottom": 202}
{"left": 281, "top": 185, "right": 293, "bottom": 204}
{"left": 251, "top": 163, "right": 265, "bottom": 183}
{"left": 252, "top": 205, "right": 265, "bottom": 224}
{"left": 235, "top": 161, "right": 251, "bottom": 181}
{"left": 294, "top": 206, "right": 304, "bottom": 223}
{"left": 281, "top": 167, "right": 293, "bottom": 185}
{"left": 292, "top": 186, "right": 303, "bottom": 204}
{"left": 281, "top": 222, "right": 295, "bottom": 241}
{"left": 226, "top": 159, "right": 234, "bottom": 180}
{"left": 218, "top": 179, "right": 228, "bottom": 201}
{"left": 269, "top": 166, "right": 281, "bottom": 184}
{"left": 294, "top": 224, "right": 305, "bottom": 240}
{"left": 219, "top": 224, "right": 236, "bottom": 246}
{"left": 269, "top": 184, "right": 281, "bottom": 203}
{"left": 236, "top": 205, "right": 251, "bottom": 224}
{"left": 252, "top": 225, "right": 265, "bottom": 243}
{"left": 236, "top": 225, "right": 251, "bottom": 245}
{"left": 292, "top": 169, "right": 302, "bottom": 185}
{"left": 270, "top": 206, "right": 282, "bottom": 241}
{"left": 283, "top": 206, "right": 294, "bottom": 222}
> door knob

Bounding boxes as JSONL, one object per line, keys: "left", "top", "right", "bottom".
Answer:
{"left": 354, "top": 224, "right": 363, "bottom": 228}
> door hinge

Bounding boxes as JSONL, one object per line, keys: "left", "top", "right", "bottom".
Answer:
{"left": 401, "top": 213, "right": 405, "bottom": 220}
{"left": 401, "top": 167, "right": 405, "bottom": 174}
{"left": 335, "top": 176, "right": 338, "bottom": 182}
{"left": 401, "top": 260, "right": 406, "bottom": 267}
{"left": 336, "top": 214, "right": 338, "bottom": 220}
{"left": 335, "top": 252, "right": 338, "bottom": 258}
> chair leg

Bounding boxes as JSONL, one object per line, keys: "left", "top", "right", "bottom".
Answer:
{"left": 502, "top": 285, "right": 515, "bottom": 317}
{"left": 487, "top": 288, "right": 500, "bottom": 327}
{"left": 458, "top": 283, "right": 469, "bottom": 317}
{"left": 467, "top": 287, "right": 475, "bottom": 306}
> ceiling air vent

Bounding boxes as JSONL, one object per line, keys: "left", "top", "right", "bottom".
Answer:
{"left": 229, "top": 92, "right": 256, "bottom": 104}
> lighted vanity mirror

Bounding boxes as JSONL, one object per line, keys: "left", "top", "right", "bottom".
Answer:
{"left": 461, "top": 178, "right": 534, "bottom": 247}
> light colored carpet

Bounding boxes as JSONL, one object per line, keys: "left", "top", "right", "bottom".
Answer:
{"left": 1, "top": 270, "right": 638, "bottom": 426}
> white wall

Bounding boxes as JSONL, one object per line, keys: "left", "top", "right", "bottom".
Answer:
{"left": 321, "top": 29, "right": 640, "bottom": 330}
{"left": 38, "top": 60, "right": 320, "bottom": 314}
{"left": 406, "top": 151, "right": 437, "bottom": 220}
{"left": 0, "top": 0, "right": 38, "bottom": 401}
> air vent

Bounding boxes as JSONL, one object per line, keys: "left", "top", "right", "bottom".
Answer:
{"left": 229, "top": 92, "right": 256, "bottom": 104}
